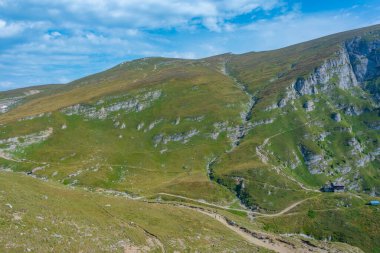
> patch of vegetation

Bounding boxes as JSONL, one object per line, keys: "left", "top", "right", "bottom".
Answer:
{"left": 258, "top": 194, "right": 380, "bottom": 253}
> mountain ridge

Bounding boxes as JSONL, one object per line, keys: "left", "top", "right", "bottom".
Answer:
{"left": 2, "top": 24, "right": 379, "bottom": 123}
{"left": 1, "top": 24, "right": 380, "bottom": 252}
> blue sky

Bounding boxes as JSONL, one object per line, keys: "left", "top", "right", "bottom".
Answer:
{"left": 0, "top": 0, "right": 379, "bottom": 90}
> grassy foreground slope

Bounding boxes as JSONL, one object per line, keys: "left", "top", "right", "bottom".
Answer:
{"left": 0, "top": 171, "right": 266, "bottom": 252}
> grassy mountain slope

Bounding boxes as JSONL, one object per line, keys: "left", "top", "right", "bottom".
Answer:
{"left": 0, "top": 57, "right": 254, "bottom": 204}
{"left": 0, "top": 24, "right": 379, "bottom": 252}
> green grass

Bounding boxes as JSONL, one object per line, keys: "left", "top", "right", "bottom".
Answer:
{"left": 0, "top": 24, "right": 379, "bottom": 252}
{"left": 0, "top": 171, "right": 269, "bottom": 252}
{"left": 257, "top": 193, "right": 380, "bottom": 253}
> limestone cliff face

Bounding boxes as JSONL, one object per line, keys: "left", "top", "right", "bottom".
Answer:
{"left": 292, "top": 35, "right": 380, "bottom": 97}
{"left": 263, "top": 34, "right": 380, "bottom": 192}
{"left": 346, "top": 36, "right": 380, "bottom": 82}
{"left": 273, "top": 36, "right": 380, "bottom": 109}
{"left": 346, "top": 36, "right": 380, "bottom": 102}
{"left": 293, "top": 47, "right": 359, "bottom": 96}
{"left": 274, "top": 46, "right": 361, "bottom": 108}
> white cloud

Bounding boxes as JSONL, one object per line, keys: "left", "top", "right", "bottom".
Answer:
{"left": 235, "top": 9, "right": 377, "bottom": 51}
{"left": 0, "top": 81, "right": 14, "bottom": 88}
{"left": 0, "top": 19, "right": 24, "bottom": 38}
{"left": 8, "top": 0, "right": 281, "bottom": 31}
{"left": 0, "top": 19, "right": 48, "bottom": 38}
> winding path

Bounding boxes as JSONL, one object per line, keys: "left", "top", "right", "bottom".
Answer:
{"left": 168, "top": 200, "right": 329, "bottom": 253}
{"left": 157, "top": 192, "right": 316, "bottom": 217}
{"left": 195, "top": 208, "right": 296, "bottom": 253}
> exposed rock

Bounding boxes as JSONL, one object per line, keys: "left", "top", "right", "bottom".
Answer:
{"left": 289, "top": 151, "right": 302, "bottom": 169}
{"left": 12, "top": 212, "right": 22, "bottom": 221}
{"left": 153, "top": 134, "right": 164, "bottom": 147}
{"left": 68, "top": 170, "right": 83, "bottom": 178}
{"left": 295, "top": 48, "right": 358, "bottom": 95}
{"left": 336, "top": 165, "right": 352, "bottom": 175}
{"left": 153, "top": 129, "right": 199, "bottom": 147}
{"left": 356, "top": 155, "right": 371, "bottom": 167}
{"left": 241, "top": 96, "right": 256, "bottom": 121}
{"left": 62, "top": 90, "right": 162, "bottom": 120}
{"left": 255, "top": 138, "right": 270, "bottom": 164}
{"left": 0, "top": 96, "right": 23, "bottom": 113}
{"left": 210, "top": 122, "right": 228, "bottom": 140}
{"left": 293, "top": 77, "right": 318, "bottom": 96}
{"left": 300, "top": 145, "right": 327, "bottom": 174}
{"left": 344, "top": 105, "right": 363, "bottom": 116}
{"left": 354, "top": 147, "right": 380, "bottom": 168}
{"left": 137, "top": 122, "right": 145, "bottom": 131}
{"left": 252, "top": 118, "right": 275, "bottom": 127}
{"left": 370, "top": 147, "right": 380, "bottom": 157}
{"left": 185, "top": 116, "right": 204, "bottom": 122}
{"left": 210, "top": 132, "right": 220, "bottom": 140}
{"left": 331, "top": 113, "right": 342, "bottom": 122}
{"left": 23, "top": 89, "right": 40, "bottom": 96}
{"left": 227, "top": 124, "right": 253, "bottom": 149}
{"left": 32, "top": 166, "right": 45, "bottom": 173}
{"left": 264, "top": 103, "right": 279, "bottom": 111}
{"left": 273, "top": 46, "right": 362, "bottom": 109}
{"left": 18, "top": 112, "right": 51, "bottom": 121}
{"left": 145, "top": 119, "right": 163, "bottom": 132}
{"left": 219, "top": 61, "right": 258, "bottom": 152}
{"left": 0, "top": 128, "right": 53, "bottom": 159}
{"left": 347, "top": 138, "right": 364, "bottom": 155}
{"left": 312, "top": 121, "right": 325, "bottom": 128}
{"left": 174, "top": 117, "right": 180, "bottom": 125}
{"left": 346, "top": 36, "right": 380, "bottom": 82}
{"left": 345, "top": 36, "right": 380, "bottom": 102}
{"left": 365, "top": 121, "right": 380, "bottom": 130}
{"left": 318, "top": 132, "right": 330, "bottom": 141}
{"left": 213, "top": 121, "right": 228, "bottom": 131}
{"left": 206, "top": 157, "right": 217, "bottom": 179}
{"left": 303, "top": 101, "right": 315, "bottom": 112}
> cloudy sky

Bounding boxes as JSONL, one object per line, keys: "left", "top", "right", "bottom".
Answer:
{"left": 0, "top": 0, "right": 379, "bottom": 90}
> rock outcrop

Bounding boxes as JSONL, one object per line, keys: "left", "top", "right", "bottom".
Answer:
{"left": 303, "top": 101, "right": 315, "bottom": 112}
{"left": 62, "top": 90, "right": 161, "bottom": 120}
{"left": 299, "top": 145, "right": 328, "bottom": 175}
{"left": 331, "top": 113, "right": 342, "bottom": 122}
{"left": 268, "top": 36, "right": 380, "bottom": 110}
{"left": 153, "top": 129, "right": 199, "bottom": 147}
{"left": 346, "top": 36, "right": 380, "bottom": 83}
{"left": 346, "top": 36, "right": 380, "bottom": 101}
